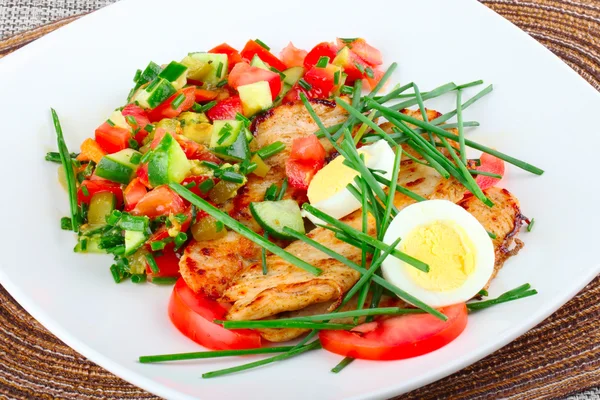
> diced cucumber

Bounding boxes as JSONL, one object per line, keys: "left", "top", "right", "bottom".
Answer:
{"left": 250, "top": 54, "right": 270, "bottom": 71}
{"left": 108, "top": 110, "right": 130, "bottom": 130}
{"left": 133, "top": 77, "right": 176, "bottom": 109}
{"left": 238, "top": 81, "right": 273, "bottom": 117}
{"left": 250, "top": 154, "right": 270, "bottom": 177}
{"left": 212, "top": 126, "right": 250, "bottom": 162}
{"left": 147, "top": 133, "right": 190, "bottom": 186}
{"left": 282, "top": 66, "right": 304, "bottom": 86}
{"left": 124, "top": 230, "right": 148, "bottom": 256}
{"left": 250, "top": 200, "right": 305, "bottom": 240}
{"left": 186, "top": 53, "right": 228, "bottom": 86}
{"left": 159, "top": 61, "right": 188, "bottom": 90}
{"left": 180, "top": 55, "right": 212, "bottom": 81}
{"left": 136, "top": 61, "right": 162, "bottom": 87}
{"left": 210, "top": 120, "right": 244, "bottom": 148}
{"left": 74, "top": 235, "right": 104, "bottom": 253}
{"left": 96, "top": 149, "right": 142, "bottom": 184}
{"left": 87, "top": 192, "right": 116, "bottom": 225}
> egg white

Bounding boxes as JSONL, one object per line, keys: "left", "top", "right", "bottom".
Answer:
{"left": 304, "top": 140, "right": 395, "bottom": 225}
{"left": 381, "top": 200, "right": 495, "bottom": 307}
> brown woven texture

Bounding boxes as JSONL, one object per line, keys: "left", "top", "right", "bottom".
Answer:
{"left": 0, "top": 1, "right": 598, "bottom": 399}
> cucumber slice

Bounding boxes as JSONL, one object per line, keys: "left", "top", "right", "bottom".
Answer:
{"left": 250, "top": 200, "right": 305, "bottom": 240}
{"left": 238, "top": 81, "right": 273, "bottom": 117}
{"left": 159, "top": 61, "right": 188, "bottom": 90}
{"left": 210, "top": 120, "right": 243, "bottom": 148}
{"left": 147, "top": 133, "right": 191, "bottom": 186}
{"left": 87, "top": 192, "right": 116, "bottom": 225}
{"left": 282, "top": 66, "right": 304, "bottom": 86}
{"left": 124, "top": 230, "right": 148, "bottom": 256}
{"left": 96, "top": 149, "right": 142, "bottom": 184}
{"left": 186, "top": 53, "right": 228, "bottom": 86}
{"left": 133, "top": 77, "right": 177, "bottom": 109}
{"left": 250, "top": 54, "right": 270, "bottom": 71}
{"left": 74, "top": 235, "right": 105, "bottom": 253}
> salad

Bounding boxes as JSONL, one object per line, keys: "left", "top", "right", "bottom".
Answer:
{"left": 47, "top": 38, "right": 542, "bottom": 377}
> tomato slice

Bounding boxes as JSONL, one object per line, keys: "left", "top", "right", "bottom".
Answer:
{"left": 209, "top": 43, "right": 243, "bottom": 71}
{"left": 285, "top": 135, "right": 326, "bottom": 189}
{"left": 123, "top": 177, "right": 147, "bottom": 211}
{"left": 206, "top": 96, "right": 243, "bottom": 121}
{"left": 77, "top": 180, "right": 123, "bottom": 206}
{"left": 475, "top": 153, "right": 505, "bottom": 190}
{"left": 319, "top": 304, "right": 468, "bottom": 360}
{"left": 148, "top": 87, "right": 196, "bottom": 122}
{"left": 130, "top": 185, "right": 185, "bottom": 218}
{"left": 194, "top": 88, "right": 219, "bottom": 103}
{"left": 228, "top": 62, "right": 282, "bottom": 100}
{"left": 94, "top": 121, "right": 131, "bottom": 154}
{"left": 304, "top": 42, "right": 338, "bottom": 69}
{"left": 240, "top": 40, "right": 287, "bottom": 72}
{"left": 336, "top": 38, "right": 383, "bottom": 66}
{"left": 280, "top": 42, "right": 308, "bottom": 68}
{"left": 169, "top": 278, "right": 262, "bottom": 350}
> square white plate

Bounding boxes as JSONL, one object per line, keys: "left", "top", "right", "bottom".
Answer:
{"left": 0, "top": 0, "right": 598, "bottom": 398}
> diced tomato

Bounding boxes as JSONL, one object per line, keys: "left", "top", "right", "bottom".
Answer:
{"left": 131, "top": 185, "right": 185, "bottom": 218}
{"left": 175, "top": 134, "right": 222, "bottom": 163}
{"left": 206, "top": 96, "right": 243, "bottom": 121}
{"left": 77, "top": 138, "right": 106, "bottom": 164}
{"left": 320, "top": 303, "right": 468, "bottom": 360}
{"left": 133, "top": 129, "right": 149, "bottom": 145}
{"left": 169, "top": 278, "right": 262, "bottom": 350}
{"left": 136, "top": 163, "right": 151, "bottom": 188}
{"left": 475, "top": 153, "right": 505, "bottom": 190}
{"left": 77, "top": 180, "right": 123, "bottom": 206}
{"left": 146, "top": 206, "right": 194, "bottom": 252}
{"left": 150, "top": 128, "right": 167, "bottom": 149}
{"left": 122, "top": 104, "right": 150, "bottom": 130}
{"left": 336, "top": 38, "right": 383, "bottom": 66}
{"left": 304, "top": 42, "right": 338, "bottom": 70}
{"left": 194, "top": 88, "right": 219, "bottom": 103}
{"left": 181, "top": 175, "right": 211, "bottom": 199}
{"left": 228, "top": 62, "right": 282, "bottom": 100}
{"left": 95, "top": 121, "right": 131, "bottom": 154}
{"left": 333, "top": 46, "right": 370, "bottom": 84}
{"left": 240, "top": 40, "right": 287, "bottom": 72}
{"left": 280, "top": 42, "right": 308, "bottom": 68}
{"left": 209, "top": 43, "right": 243, "bottom": 71}
{"left": 283, "top": 65, "right": 340, "bottom": 102}
{"left": 363, "top": 68, "right": 385, "bottom": 91}
{"left": 146, "top": 246, "right": 181, "bottom": 278}
{"left": 285, "top": 135, "right": 326, "bottom": 189}
{"left": 123, "top": 178, "right": 147, "bottom": 211}
{"left": 148, "top": 87, "right": 196, "bottom": 122}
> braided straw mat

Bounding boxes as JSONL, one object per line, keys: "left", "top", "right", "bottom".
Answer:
{"left": 0, "top": 1, "right": 599, "bottom": 399}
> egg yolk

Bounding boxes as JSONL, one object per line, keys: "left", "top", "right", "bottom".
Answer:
{"left": 307, "top": 152, "right": 371, "bottom": 204}
{"left": 400, "top": 221, "right": 476, "bottom": 292}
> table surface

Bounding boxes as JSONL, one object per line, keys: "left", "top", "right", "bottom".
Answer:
{"left": 0, "top": 0, "right": 599, "bottom": 399}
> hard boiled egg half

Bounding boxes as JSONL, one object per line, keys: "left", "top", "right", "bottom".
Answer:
{"left": 381, "top": 200, "right": 495, "bottom": 307}
{"left": 304, "top": 140, "right": 395, "bottom": 224}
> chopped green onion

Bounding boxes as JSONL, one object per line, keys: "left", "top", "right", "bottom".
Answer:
{"left": 257, "top": 141, "right": 285, "bottom": 159}
{"left": 174, "top": 232, "right": 188, "bottom": 250}
{"left": 199, "top": 179, "right": 215, "bottom": 193}
{"left": 527, "top": 218, "right": 535, "bottom": 232}
{"left": 169, "top": 183, "right": 323, "bottom": 276}
{"left": 202, "top": 161, "right": 220, "bottom": 170}
{"left": 106, "top": 210, "right": 122, "bottom": 226}
{"left": 125, "top": 115, "right": 138, "bottom": 127}
{"left": 220, "top": 171, "right": 245, "bottom": 184}
{"left": 264, "top": 184, "right": 278, "bottom": 201}
{"left": 128, "top": 138, "right": 140, "bottom": 151}
{"left": 45, "top": 151, "right": 78, "bottom": 163}
{"left": 151, "top": 240, "right": 167, "bottom": 251}
{"left": 478, "top": 289, "right": 489, "bottom": 297}
{"left": 316, "top": 56, "right": 330, "bottom": 68}
{"left": 171, "top": 93, "right": 186, "bottom": 110}
{"left": 354, "top": 62, "right": 365, "bottom": 74}
{"left": 334, "top": 70, "right": 341, "bottom": 85}
{"left": 467, "top": 283, "right": 537, "bottom": 311}
{"left": 215, "top": 62, "right": 224, "bottom": 78}
{"left": 332, "top": 357, "right": 354, "bottom": 373}
{"left": 133, "top": 69, "right": 142, "bottom": 82}
{"left": 456, "top": 79, "right": 484, "bottom": 90}
{"left": 255, "top": 39, "right": 270, "bottom": 50}
{"left": 130, "top": 152, "right": 142, "bottom": 166}
{"left": 118, "top": 214, "right": 149, "bottom": 232}
{"left": 298, "top": 79, "right": 312, "bottom": 91}
{"left": 60, "top": 217, "right": 72, "bottom": 230}
{"left": 140, "top": 346, "right": 295, "bottom": 363}
{"left": 81, "top": 185, "right": 89, "bottom": 197}
{"left": 131, "top": 274, "right": 146, "bottom": 284}
{"left": 365, "top": 67, "right": 374, "bottom": 79}
{"left": 269, "top": 66, "right": 286, "bottom": 80}
{"left": 140, "top": 150, "right": 152, "bottom": 164}
{"left": 216, "top": 79, "right": 228, "bottom": 88}
{"left": 218, "top": 320, "right": 355, "bottom": 330}
{"left": 340, "top": 85, "right": 353, "bottom": 95}
{"left": 217, "top": 131, "right": 232, "bottom": 145}
{"left": 276, "top": 178, "right": 288, "bottom": 201}
{"left": 191, "top": 103, "right": 203, "bottom": 113}
{"left": 199, "top": 101, "right": 217, "bottom": 113}
{"left": 235, "top": 112, "right": 251, "bottom": 126}
{"left": 261, "top": 232, "right": 269, "bottom": 275}
{"left": 145, "top": 252, "right": 159, "bottom": 274}
{"left": 468, "top": 170, "right": 503, "bottom": 179}
{"left": 106, "top": 119, "right": 115, "bottom": 127}
{"left": 109, "top": 264, "right": 122, "bottom": 283}
{"left": 151, "top": 276, "right": 179, "bottom": 285}
{"left": 339, "top": 38, "right": 358, "bottom": 44}
{"left": 488, "top": 231, "right": 497, "bottom": 239}
{"left": 51, "top": 109, "right": 80, "bottom": 231}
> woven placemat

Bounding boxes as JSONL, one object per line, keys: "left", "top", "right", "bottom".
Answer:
{"left": 0, "top": 1, "right": 599, "bottom": 399}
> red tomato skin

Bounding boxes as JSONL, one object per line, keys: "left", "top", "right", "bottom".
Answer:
{"left": 148, "top": 87, "right": 196, "bottom": 122}
{"left": 123, "top": 177, "right": 147, "bottom": 211}
{"left": 304, "top": 42, "right": 338, "bottom": 69}
{"left": 475, "top": 153, "right": 505, "bottom": 190}
{"left": 94, "top": 122, "right": 131, "bottom": 154}
{"left": 240, "top": 40, "right": 287, "bottom": 72}
{"left": 136, "top": 163, "right": 151, "bottom": 189}
{"left": 303, "top": 65, "right": 339, "bottom": 97}
{"left": 77, "top": 180, "right": 123, "bottom": 206}
{"left": 206, "top": 96, "right": 243, "bottom": 121}
{"left": 181, "top": 175, "right": 211, "bottom": 199}
{"left": 168, "top": 278, "right": 262, "bottom": 350}
{"left": 209, "top": 43, "right": 243, "bottom": 71}
{"left": 280, "top": 42, "right": 308, "bottom": 68}
{"left": 285, "top": 160, "right": 319, "bottom": 190}
{"left": 228, "top": 62, "right": 282, "bottom": 100}
{"left": 130, "top": 185, "right": 185, "bottom": 218}
{"left": 319, "top": 304, "right": 468, "bottom": 361}
{"left": 122, "top": 104, "right": 150, "bottom": 130}
{"left": 336, "top": 38, "right": 383, "bottom": 66}
{"left": 175, "top": 134, "right": 222, "bottom": 163}
{"left": 285, "top": 135, "right": 326, "bottom": 189}
{"left": 363, "top": 68, "right": 385, "bottom": 92}
{"left": 146, "top": 246, "right": 181, "bottom": 278}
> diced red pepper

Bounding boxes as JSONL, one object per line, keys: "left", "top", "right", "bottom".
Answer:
{"left": 240, "top": 40, "right": 287, "bottom": 72}
{"left": 95, "top": 121, "right": 131, "bottom": 154}
{"left": 148, "top": 87, "right": 196, "bottom": 122}
{"left": 206, "top": 96, "right": 243, "bottom": 121}
{"left": 209, "top": 43, "right": 243, "bottom": 71}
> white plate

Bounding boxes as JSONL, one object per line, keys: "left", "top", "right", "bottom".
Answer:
{"left": 0, "top": 0, "right": 598, "bottom": 398}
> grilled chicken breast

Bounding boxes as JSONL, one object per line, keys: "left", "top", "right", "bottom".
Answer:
{"left": 179, "top": 99, "right": 348, "bottom": 298}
